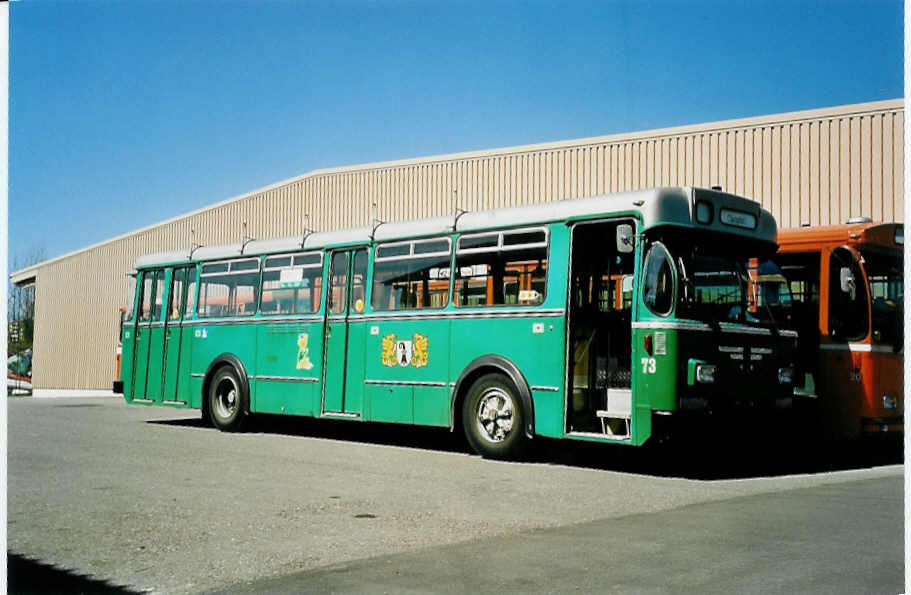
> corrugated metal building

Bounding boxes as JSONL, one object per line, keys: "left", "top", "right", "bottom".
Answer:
{"left": 11, "top": 99, "right": 905, "bottom": 391}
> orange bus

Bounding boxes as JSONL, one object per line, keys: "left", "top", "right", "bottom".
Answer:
{"left": 775, "top": 219, "right": 903, "bottom": 439}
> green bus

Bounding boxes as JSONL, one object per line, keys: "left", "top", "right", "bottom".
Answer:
{"left": 117, "top": 186, "right": 797, "bottom": 459}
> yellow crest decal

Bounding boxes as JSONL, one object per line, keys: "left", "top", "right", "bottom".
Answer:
{"left": 381, "top": 333, "right": 428, "bottom": 368}
{"left": 381, "top": 334, "right": 398, "bottom": 367}
{"left": 296, "top": 333, "right": 314, "bottom": 370}
{"left": 411, "top": 333, "right": 428, "bottom": 368}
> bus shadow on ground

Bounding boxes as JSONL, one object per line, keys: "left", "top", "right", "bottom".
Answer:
{"left": 7, "top": 552, "right": 142, "bottom": 595}
{"left": 536, "top": 433, "right": 903, "bottom": 480}
{"left": 148, "top": 415, "right": 902, "bottom": 481}
{"left": 150, "top": 414, "right": 470, "bottom": 455}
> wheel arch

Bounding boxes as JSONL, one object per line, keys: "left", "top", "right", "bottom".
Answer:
{"left": 201, "top": 353, "right": 251, "bottom": 418}
{"left": 450, "top": 355, "right": 535, "bottom": 439}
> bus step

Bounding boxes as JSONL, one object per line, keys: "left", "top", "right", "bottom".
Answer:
{"left": 596, "top": 410, "right": 630, "bottom": 438}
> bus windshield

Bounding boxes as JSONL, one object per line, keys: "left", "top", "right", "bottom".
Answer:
{"left": 861, "top": 249, "right": 903, "bottom": 347}
{"left": 750, "top": 260, "right": 793, "bottom": 327}
{"left": 677, "top": 253, "right": 747, "bottom": 323}
{"left": 647, "top": 232, "right": 784, "bottom": 327}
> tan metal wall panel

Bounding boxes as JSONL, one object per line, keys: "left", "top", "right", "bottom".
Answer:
{"left": 20, "top": 100, "right": 905, "bottom": 389}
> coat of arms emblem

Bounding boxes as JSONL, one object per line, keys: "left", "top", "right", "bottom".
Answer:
{"left": 381, "top": 333, "right": 428, "bottom": 367}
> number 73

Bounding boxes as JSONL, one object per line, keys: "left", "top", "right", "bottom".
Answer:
{"left": 640, "top": 357, "right": 657, "bottom": 374}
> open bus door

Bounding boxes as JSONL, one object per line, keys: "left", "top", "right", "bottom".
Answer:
{"left": 565, "top": 219, "right": 636, "bottom": 439}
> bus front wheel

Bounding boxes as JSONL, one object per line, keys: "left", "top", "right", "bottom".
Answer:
{"left": 462, "top": 373, "right": 529, "bottom": 460}
{"left": 208, "top": 366, "right": 248, "bottom": 432}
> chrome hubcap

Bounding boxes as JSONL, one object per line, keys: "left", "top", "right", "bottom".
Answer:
{"left": 214, "top": 377, "right": 238, "bottom": 420}
{"left": 475, "top": 388, "right": 514, "bottom": 443}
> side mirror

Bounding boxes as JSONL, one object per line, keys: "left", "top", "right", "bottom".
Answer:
{"left": 839, "top": 267, "right": 855, "bottom": 293}
{"left": 616, "top": 224, "right": 634, "bottom": 254}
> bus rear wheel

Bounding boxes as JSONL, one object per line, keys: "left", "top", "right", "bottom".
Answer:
{"left": 208, "top": 366, "right": 248, "bottom": 432}
{"left": 462, "top": 373, "right": 529, "bottom": 460}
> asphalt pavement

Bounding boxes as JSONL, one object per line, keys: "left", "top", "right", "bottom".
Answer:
{"left": 7, "top": 396, "right": 905, "bottom": 594}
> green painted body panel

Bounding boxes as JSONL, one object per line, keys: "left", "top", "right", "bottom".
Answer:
{"left": 161, "top": 322, "right": 184, "bottom": 400}
{"left": 175, "top": 324, "right": 195, "bottom": 404}
{"left": 448, "top": 314, "right": 566, "bottom": 437}
{"left": 120, "top": 324, "right": 136, "bottom": 397}
{"left": 363, "top": 317, "right": 451, "bottom": 424}
{"left": 414, "top": 386, "right": 449, "bottom": 427}
{"left": 342, "top": 321, "right": 366, "bottom": 415}
{"left": 145, "top": 326, "right": 165, "bottom": 401}
{"left": 132, "top": 323, "right": 152, "bottom": 399}
{"left": 631, "top": 325, "right": 796, "bottom": 412}
{"left": 254, "top": 322, "right": 322, "bottom": 415}
{"left": 190, "top": 323, "right": 258, "bottom": 394}
{"left": 368, "top": 384, "right": 413, "bottom": 422}
{"left": 632, "top": 328, "right": 679, "bottom": 412}
{"left": 322, "top": 320, "right": 349, "bottom": 412}
{"left": 188, "top": 376, "right": 204, "bottom": 409}
{"left": 159, "top": 266, "right": 195, "bottom": 407}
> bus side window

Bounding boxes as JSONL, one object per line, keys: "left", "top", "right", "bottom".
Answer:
{"left": 138, "top": 272, "right": 154, "bottom": 322}
{"left": 828, "top": 247, "right": 868, "bottom": 341}
{"left": 169, "top": 269, "right": 185, "bottom": 320}
{"left": 642, "top": 243, "right": 674, "bottom": 316}
{"left": 142, "top": 269, "right": 166, "bottom": 322}
{"left": 124, "top": 274, "right": 138, "bottom": 322}
{"left": 372, "top": 238, "right": 451, "bottom": 311}
{"left": 198, "top": 259, "right": 261, "bottom": 318}
{"left": 261, "top": 253, "right": 323, "bottom": 315}
{"left": 328, "top": 252, "right": 348, "bottom": 315}
{"left": 186, "top": 269, "right": 197, "bottom": 318}
{"left": 777, "top": 252, "right": 821, "bottom": 324}
{"left": 453, "top": 228, "right": 548, "bottom": 307}
{"left": 351, "top": 249, "right": 368, "bottom": 312}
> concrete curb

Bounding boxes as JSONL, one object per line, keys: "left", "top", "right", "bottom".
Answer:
{"left": 31, "top": 389, "right": 118, "bottom": 398}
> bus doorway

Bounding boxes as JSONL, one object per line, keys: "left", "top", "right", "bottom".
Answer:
{"left": 321, "top": 248, "right": 368, "bottom": 416}
{"left": 566, "top": 220, "right": 636, "bottom": 437}
{"left": 161, "top": 266, "right": 194, "bottom": 404}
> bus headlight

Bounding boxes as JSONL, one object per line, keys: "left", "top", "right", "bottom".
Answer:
{"left": 883, "top": 395, "right": 897, "bottom": 410}
{"left": 778, "top": 367, "right": 795, "bottom": 384}
{"left": 696, "top": 364, "right": 716, "bottom": 384}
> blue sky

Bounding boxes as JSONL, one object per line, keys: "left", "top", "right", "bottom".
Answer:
{"left": 9, "top": 0, "right": 903, "bottom": 267}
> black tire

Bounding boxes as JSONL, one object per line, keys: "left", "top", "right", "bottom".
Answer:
{"left": 462, "top": 373, "right": 529, "bottom": 460}
{"left": 207, "top": 365, "right": 248, "bottom": 432}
